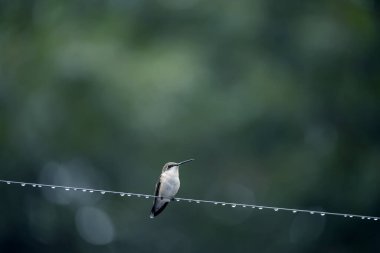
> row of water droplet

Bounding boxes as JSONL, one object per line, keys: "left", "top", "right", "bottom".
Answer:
{"left": 1, "top": 180, "right": 379, "bottom": 221}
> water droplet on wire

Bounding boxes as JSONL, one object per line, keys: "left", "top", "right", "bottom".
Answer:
{"left": 21, "top": 183, "right": 26, "bottom": 187}
{"left": 120, "top": 193, "right": 125, "bottom": 196}
{"left": 101, "top": 191, "right": 106, "bottom": 194}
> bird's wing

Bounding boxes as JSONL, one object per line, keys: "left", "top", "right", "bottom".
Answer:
{"left": 154, "top": 178, "right": 161, "bottom": 197}
{"left": 150, "top": 177, "right": 169, "bottom": 218}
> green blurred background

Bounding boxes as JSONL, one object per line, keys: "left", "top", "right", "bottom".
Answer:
{"left": 1, "top": 0, "right": 379, "bottom": 252}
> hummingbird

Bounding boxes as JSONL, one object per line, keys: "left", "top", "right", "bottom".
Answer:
{"left": 150, "top": 159, "right": 194, "bottom": 218}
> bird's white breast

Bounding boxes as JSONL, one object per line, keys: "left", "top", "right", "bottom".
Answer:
{"left": 159, "top": 169, "right": 180, "bottom": 198}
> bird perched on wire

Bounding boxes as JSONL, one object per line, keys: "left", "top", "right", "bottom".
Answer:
{"left": 150, "top": 159, "right": 194, "bottom": 218}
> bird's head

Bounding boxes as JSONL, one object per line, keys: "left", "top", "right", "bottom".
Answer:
{"left": 162, "top": 159, "right": 194, "bottom": 172}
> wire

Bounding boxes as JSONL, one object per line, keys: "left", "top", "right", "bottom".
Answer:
{"left": 0, "top": 179, "right": 378, "bottom": 221}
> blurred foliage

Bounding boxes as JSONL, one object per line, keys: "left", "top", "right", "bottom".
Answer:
{"left": 1, "top": 0, "right": 380, "bottom": 252}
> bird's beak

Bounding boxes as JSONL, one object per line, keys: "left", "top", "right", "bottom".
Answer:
{"left": 177, "top": 159, "right": 195, "bottom": 166}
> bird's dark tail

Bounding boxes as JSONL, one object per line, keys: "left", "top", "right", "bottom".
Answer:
{"left": 150, "top": 200, "right": 169, "bottom": 218}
